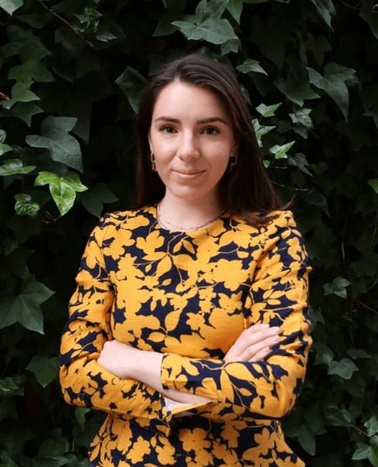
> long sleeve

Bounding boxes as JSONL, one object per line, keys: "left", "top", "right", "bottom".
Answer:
{"left": 59, "top": 217, "right": 168, "bottom": 433}
{"left": 160, "top": 213, "right": 311, "bottom": 420}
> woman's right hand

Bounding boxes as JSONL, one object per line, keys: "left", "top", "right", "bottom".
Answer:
{"left": 224, "top": 323, "right": 281, "bottom": 362}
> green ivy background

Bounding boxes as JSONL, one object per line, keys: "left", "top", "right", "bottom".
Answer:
{"left": 0, "top": 0, "right": 377, "bottom": 465}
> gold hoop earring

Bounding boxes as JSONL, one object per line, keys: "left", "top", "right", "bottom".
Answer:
{"left": 229, "top": 154, "right": 238, "bottom": 171}
{"left": 150, "top": 152, "right": 157, "bottom": 171}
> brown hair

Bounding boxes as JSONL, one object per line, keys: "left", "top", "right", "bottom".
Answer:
{"left": 133, "top": 54, "right": 283, "bottom": 224}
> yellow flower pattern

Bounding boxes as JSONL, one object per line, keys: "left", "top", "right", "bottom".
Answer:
{"left": 60, "top": 206, "right": 311, "bottom": 466}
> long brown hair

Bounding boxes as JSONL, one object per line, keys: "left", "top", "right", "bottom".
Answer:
{"left": 133, "top": 54, "right": 283, "bottom": 224}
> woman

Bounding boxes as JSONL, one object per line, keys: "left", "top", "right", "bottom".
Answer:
{"left": 60, "top": 54, "right": 312, "bottom": 467}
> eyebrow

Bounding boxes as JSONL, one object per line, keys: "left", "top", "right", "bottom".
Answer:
{"left": 153, "top": 116, "right": 229, "bottom": 125}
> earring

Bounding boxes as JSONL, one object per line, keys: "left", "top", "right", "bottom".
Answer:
{"left": 150, "top": 152, "right": 157, "bottom": 171}
{"left": 229, "top": 154, "right": 238, "bottom": 171}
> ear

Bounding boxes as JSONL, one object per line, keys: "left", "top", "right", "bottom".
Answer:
{"left": 148, "top": 134, "right": 153, "bottom": 153}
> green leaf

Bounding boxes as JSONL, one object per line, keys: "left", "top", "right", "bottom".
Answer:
{"left": 80, "top": 183, "right": 118, "bottom": 218}
{"left": 314, "top": 342, "right": 334, "bottom": 366}
{"left": 26, "top": 116, "right": 82, "bottom": 172}
{"left": 34, "top": 171, "right": 87, "bottom": 216}
{"left": 0, "top": 375, "right": 25, "bottom": 397}
{"left": 327, "top": 358, "right": 359, "bottom": 380}
{"left": 297, "top": 423, "right": 316, "bottom": 456}
{"left": 270, "top": 141, "right": 295, "bottom": 159}
{"left": 0, "top": 276, "right": 54, "bottom": 333}
{"left": 308, "top": 63, "right": 357, "bottom": 119}
{"left": 288, "top": 153, "right": 312, "bottom": 175}
{"left": 172, "top": 17, "right": 237, "bottom": 44}
{"left": 323, "top": 276, "right": 351, "bottom": 299}
{"left": 26, "top": 356, "right": 59, "bottom": 388}
{"left": 365, "top": 416, "right": 378, "bottom": 437}
{"left": 227, "top": 0, "right": 243, "bottom": 23}
{"left": 9, "top": 102, "right": 43, "bottom": 127}
{"left": 2, "top": 81, "right": 40, "bottom": 110}
{"left": 289, "top": 108, "right": 313, "bottom": 129}
{"left": 38, "top": 437, "right": 70, "bottom": 457}
{"left": 0, "top": 143, "right": 12, "bottom": 156}
{"left": 368, "top": 179, "right": 378, "bottom": 195}
{"left": 8, "top": 59, "right": 54, "bottom": 83}
{"left": 256, "top": 103, "right": 281, "bottom": 118}
{"left": 31, "top": 456, "right": 69, "bottom": 467}
{"left": 275, "top": 76, "right": 320, "bottom": 106}
{"left": 14, "top": 193, "right": 40, "bottom": 217}
{"left": 353, "top": 442, "right": 371, "bottom": 461}
{"left": 75, "top": 407, "right": 91, "bottom": 429}
{"left": 360, "top": 3, "right": 378, "bottom": 41}
{"left": 309, "top": 0, "right": 336, "bottom": 29}
{"left": 0, "top": 0, "right": 23, "bottom": 15}
{"left": 0, "top": 158, "right": 36, "bottom": 176}
{"left": 115, "top": 66, "right": 148, "bottom": 113}
{"left": 237, "top": 59, "right": 267, "bottom": 76}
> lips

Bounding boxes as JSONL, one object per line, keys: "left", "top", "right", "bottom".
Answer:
{"left": 173, "top": 169, "right": 204, "bottom": 175}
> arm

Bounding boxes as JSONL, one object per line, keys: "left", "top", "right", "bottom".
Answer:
{"left": 59, "top": 217, "right": 167, "bottom": 430}
{"left": 97, "top": 323, "right": 281, "bottom": 405}
{"left": 158, "top": 213, "right": 312, "bottom": 419}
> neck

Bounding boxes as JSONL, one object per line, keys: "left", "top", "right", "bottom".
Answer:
{"left": 157, "top": 195, "right": 224, "bottom": 231}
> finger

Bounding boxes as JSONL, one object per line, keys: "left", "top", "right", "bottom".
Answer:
{"left": 238, "top": 334, "right": 280, "bottom": 361}
{"left": 249, "top": 346, "right": 272, "bottom": 362}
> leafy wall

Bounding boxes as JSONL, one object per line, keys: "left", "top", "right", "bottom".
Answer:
{"left": 0, "top": 0, "right": 377, "bottom": 465}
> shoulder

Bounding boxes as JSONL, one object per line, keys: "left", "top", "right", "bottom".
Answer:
{"left": 90, "top": 206, "right": 156, "bottom": 244}
{"left": 96, "top": 206, "right": 155, "bottom": 230}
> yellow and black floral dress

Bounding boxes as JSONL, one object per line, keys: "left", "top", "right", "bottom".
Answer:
{"left": 60, "top": 205, "right": 312, "bottom": 467}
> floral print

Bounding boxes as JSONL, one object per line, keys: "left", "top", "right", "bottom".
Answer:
{"left": 60, "top": 205, "right": 311, "bottom": 466}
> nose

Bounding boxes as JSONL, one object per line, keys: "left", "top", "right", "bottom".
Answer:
{"left": 177, "top": 131, "right": 199, "bottom": 161}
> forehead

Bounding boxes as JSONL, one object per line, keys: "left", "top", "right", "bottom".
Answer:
{"left": 153, "top": 80, "right": 227, "bottom": 114}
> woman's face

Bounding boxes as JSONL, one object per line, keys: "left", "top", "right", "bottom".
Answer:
{"left": 148, "top": 80, "right": 236, "bottom": 205}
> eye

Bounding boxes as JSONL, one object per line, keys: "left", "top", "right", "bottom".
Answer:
{"left": 160, "top": 126, "right": 176, "bottom": 134}
{"left": 202, "top": 127, "right": 220, "bottom": 135}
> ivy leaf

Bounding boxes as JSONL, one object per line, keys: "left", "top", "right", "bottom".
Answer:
{"left": 0, "top": 276, "right": 54, "bottom": 333}
{"left": 14, "top": 193, "right": 40, "bottom": 217}
{"left": 80, "top": 183, "right": 118, "bottom": 218}
{"left": 0, "top": 375, "right": 25, "bottom": 397}
{"left": 360, "top": 4, "right": 378, "bottom": 41}
{"left": 0, "top": 130, "right": 12, "bottom": 155}
{"left": 0, "top": 158, "right": 36, "bottom": 176}
{"left": 275, "top": 76, "right": 320, "bottom": 106}
{"left": 227, "top": 0, "right": 243, "bottom": 23}
{"left": 327, "top": 358, "right": 359, "bottom": 380}
{"left": 309, "top": 0, "right": 336, "bottom": 29}
{"left": 9, "top": 102, "right": 43, "bottom": 127}
{"left": 308, "top": 63, "right": 357, "bottom": 119}
{"left": 0, "top": 144, "right": 12, "bottom": 156}
{"left": 237, "top": 59, "right": 267, "bottom": 76}
{"left": 288, "top": 153, "right": 312, "bottom": 175}
{"left": 365, "top": 416, "right": 378, "bottom": 437}
{"left": 352, "top": 442, "right": 372, "bottom": 461}
{"left": 0, "top": 0, "right": 23, "bottom": 15}
{"left": 290, "top": 108, "right": 313, "bottom": 129}
{"left": 35, "top": 171, "right": 87, "bottom": 216}
{"left": 8, "top": 59, "right": 54, "bottom": 83}
{"left": 75, "top": 407, "right": 91, "bottom": 429}
{"left": 270, "top": 141, "right": 295, "bottom": 159}
{"left": 2, "top": 81, "right": 40, "bottom": 110}
{"left": 368, "top": 179, "right": 378, "bottom": 195}
{"left": 115, "top": 66, "right": 148, "bottom": 113}
{"left": 256, "top": 103, "right": 281, "bottom": 117}
{"left": 26, "top": 356, "right": 59, "bottom": 388}
{"left": 172, "top": 17, "right": 237, "bottom": 44}
{"left": 26, "top": 116, "right": 82, "bottom": 172}
{"left": 323, "top": 276, "right": 351, "bottom": 299}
